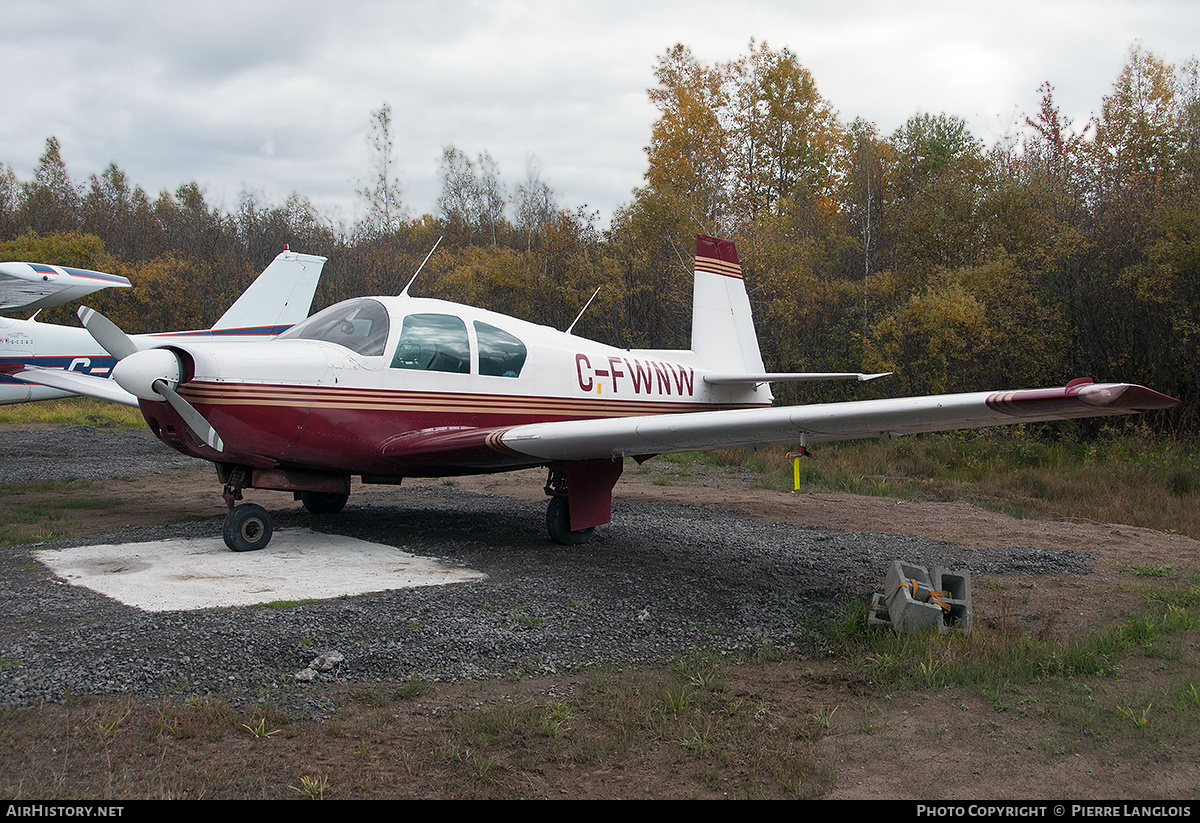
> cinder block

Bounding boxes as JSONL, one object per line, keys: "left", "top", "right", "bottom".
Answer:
{"left": 875, "top": 560, "right": 973, "bottom": 635}
{"left": 932, "top": 566, "right": 973, "bottom": 634}
{"left": 867, "top": 592, "right": 892, "bottom": 630}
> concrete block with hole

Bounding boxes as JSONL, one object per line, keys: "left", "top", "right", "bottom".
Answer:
{"left": 870, "top": 560, "right": 972, "bottom": 634}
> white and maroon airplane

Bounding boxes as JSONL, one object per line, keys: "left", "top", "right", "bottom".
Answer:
{"left": 4, "top": 235, "right": 1178, "bottom": 551}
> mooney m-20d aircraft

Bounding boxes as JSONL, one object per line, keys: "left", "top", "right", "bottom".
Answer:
{"left": 4, "top": 235, "right": 1178, "bottom": 551}
{"left": 0, "top": 250, "right": 326, "bottom": 404}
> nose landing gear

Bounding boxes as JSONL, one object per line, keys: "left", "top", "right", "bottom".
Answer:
{"left": 223, "top": 503, "right": 273, "bottom": 552}
{"left": 220, "top": 466, "right": 274, "bottom": 552}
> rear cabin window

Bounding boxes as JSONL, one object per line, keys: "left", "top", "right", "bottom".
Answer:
{"left": 475, "top": 321, "right": 526, "bottom": 378}
{"left": 277, "top": 298, "right": 389, "bottom": 356}
{"left": 390, "top": 313, "right": 470, "bottom": 374}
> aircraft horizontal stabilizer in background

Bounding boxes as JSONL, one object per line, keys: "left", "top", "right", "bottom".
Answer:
{"left": 7, "top": 235, "right": 1178, "bottom": 551}
{"left": 0, "top": 249, "right": 326, "bottom": 404}
{"left": 0, "top": 262, "right": 131, "bottom": 312}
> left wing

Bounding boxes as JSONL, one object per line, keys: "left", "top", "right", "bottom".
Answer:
{"left": 497, "top": 380, "right": 1179, "bottom": 461}
{"left": 0, "top": 262, "right": 131, "bottom": 312}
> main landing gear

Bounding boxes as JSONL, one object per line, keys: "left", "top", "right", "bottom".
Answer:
{"left": 298, "top": 490, "right": 349, "bottom": 515}
{"left": 546, "top": 494, "right": 594, "bottom": 546}
{"left": 544, "top": 460, "right": 623, "bottom": 546}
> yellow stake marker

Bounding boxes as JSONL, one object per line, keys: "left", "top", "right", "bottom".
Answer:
{"left": 786, "top": 451, "right": 802, "bottom": 491}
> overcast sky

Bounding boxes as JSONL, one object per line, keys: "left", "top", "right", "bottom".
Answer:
{"left": 2, "top": 0, "right": 1197, "bottom": 232}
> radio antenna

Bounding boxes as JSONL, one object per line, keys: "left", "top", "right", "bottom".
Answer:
{"left": 565, "top": 286, "right": 602, "bottom": 335}
{"left": 400, "top": 236, "right": 443, "bottom": 297}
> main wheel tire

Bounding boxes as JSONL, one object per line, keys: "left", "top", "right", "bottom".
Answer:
{"left": 223, "top": 503, "right": 273, "bottom": 552}
{"left": 300, "top": 490, "right": 349, "bottom": 515}
{"left": 546, "top": 496, "right": 594, "bottom": 546}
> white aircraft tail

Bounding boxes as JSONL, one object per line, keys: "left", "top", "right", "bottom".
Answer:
{"left": 690, "top": 235, "right": 766, "bottom": 374}
{"left": 686, "top": 235, "right": 890, "bottom": 389}
{"left": 211, "top": 250, "right": 327, "bottom": 331}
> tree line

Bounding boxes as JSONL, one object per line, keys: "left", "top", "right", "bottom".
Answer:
{"left": 1, "top": 42, "right": 1196, "bottom": 430}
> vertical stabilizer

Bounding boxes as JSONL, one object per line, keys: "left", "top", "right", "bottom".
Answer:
{"left": 691, "top": 235, "right": 765, "bottom": 373}
{"left": 211, "top": 250, "right": 327, "bottom": 331}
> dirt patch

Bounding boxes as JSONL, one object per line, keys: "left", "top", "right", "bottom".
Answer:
{"left": 4, "top": 456, "right": 1199, "bottom": 799}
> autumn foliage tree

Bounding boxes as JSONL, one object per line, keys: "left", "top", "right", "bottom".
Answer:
{"left": 0, "top": 42, "right": 1195, "bottom": 427}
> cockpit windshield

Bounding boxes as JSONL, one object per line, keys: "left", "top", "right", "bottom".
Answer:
{"left": 277, "top": 298, "right": 390, "bottom": 356}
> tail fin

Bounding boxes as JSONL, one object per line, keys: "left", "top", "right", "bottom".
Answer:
{"left": 211, "top": 250, "right": 326, "bottom": 332}
{"left": 691, "top": 235, "right": 765, "bottom": 373}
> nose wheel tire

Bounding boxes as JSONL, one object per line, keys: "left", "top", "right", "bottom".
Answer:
{"left": 223, "top": 503, "right": 273, "bottom": 552}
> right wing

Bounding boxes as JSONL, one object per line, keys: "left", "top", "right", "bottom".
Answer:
{"left": 496, "top": 380, "right": 1179, "bottom": 461}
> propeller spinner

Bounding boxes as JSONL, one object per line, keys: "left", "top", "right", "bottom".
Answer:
{"left": 77, "top": 306, "right": 225, "bottom": 452}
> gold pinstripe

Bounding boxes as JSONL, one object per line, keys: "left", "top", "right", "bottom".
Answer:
{"left": 695, "top": 256, "right": 743, "bottom": 279}
{"left": 177, "top": 381, "right": 760, "bottom": 419}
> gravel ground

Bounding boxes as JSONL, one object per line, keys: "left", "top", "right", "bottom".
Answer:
{"left": 0, "top": 427, "right": 1093, "bottom": 718}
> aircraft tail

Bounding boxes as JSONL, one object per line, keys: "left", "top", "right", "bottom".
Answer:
{"left": 690, "top": 235, "right": 766, "bottom": 374}
{"left": 210, "top": 250, "right": 327, "bottom": 331}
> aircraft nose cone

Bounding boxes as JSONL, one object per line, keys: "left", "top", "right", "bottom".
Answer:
{"left": 112, "top": 348, "right": 181, "bottom": 401}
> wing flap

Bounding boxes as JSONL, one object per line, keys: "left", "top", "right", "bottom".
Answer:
{"left": 703, "top": 371, "right": 891, "bottom": 384}
{"left": 499, "top": 381, "right": 1179, "bottom": 462}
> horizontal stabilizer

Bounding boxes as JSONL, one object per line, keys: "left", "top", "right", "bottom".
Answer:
{"left": 704, "top": 372, "right": 892, "bottom": 385}
{"left": 0, "top": 262, "right": 131, "bottom": 313}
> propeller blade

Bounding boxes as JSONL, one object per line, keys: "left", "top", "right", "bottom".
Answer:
{"left": 152, "top": 378, "right": 225, "bottom": 452}
{"left": 77, "top": 306, "right": 138, "bottom": 360}
{"left": 28, "top": 304, "right": 225, "bottom": 452}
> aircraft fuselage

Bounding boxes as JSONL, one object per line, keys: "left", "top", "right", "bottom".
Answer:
{"left": 141, "top": 296, "right": 770, "bottom": 478}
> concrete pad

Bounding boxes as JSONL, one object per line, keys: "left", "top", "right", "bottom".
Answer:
{"left": 35, "top": 528, "right": 488, "bottom": 612}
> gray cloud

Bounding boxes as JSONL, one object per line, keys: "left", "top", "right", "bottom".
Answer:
{"left": 2, "top": 0, "right": 1197, "bottom": 231}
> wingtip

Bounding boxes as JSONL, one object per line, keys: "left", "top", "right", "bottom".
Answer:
{"left": 1077, "top": 382, "right": 1181, "bottom": 411}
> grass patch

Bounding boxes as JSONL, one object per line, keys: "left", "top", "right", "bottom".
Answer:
{"left": 0, "top": 396, "right": 144, "bottom": 429}
{"left": 0, "top": 481, "right": 122, "bottom": 545}
{"left": 661, "top": 426, "right": 1199, "bottom": 539}
{"left": 828, "top": 584, "right": 1200, "bottom": 728}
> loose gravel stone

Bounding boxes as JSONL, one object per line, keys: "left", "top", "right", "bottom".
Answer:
{"left": 0, "top": 426, "right": 1094, "bottom": 718}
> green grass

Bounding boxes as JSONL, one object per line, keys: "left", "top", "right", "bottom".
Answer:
{"left": 0, "top": 396, "right": 145, "bottom": 428}
{"left": 0, "top": 483, "right": 121, "bottom": 545}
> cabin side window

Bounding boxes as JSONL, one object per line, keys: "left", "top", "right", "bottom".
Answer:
{"left": 276, "top": 298, "right": 389, "bottom": 356}
{"left": 475, "top": 321, "right": 527, "bottom": 378}
{"left": 390, "top": 313, "right": 470, "bottom": 374}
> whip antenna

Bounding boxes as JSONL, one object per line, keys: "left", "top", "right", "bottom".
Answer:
{"left": 400, "top": 236, "right": 443, "bottom": 297}
{"left": 566, "top": 286, "right": 602, "bottom": 334}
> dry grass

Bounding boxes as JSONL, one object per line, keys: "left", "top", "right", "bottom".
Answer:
{"left": 691, "top": 424, "right": 1200, "bottom": 539}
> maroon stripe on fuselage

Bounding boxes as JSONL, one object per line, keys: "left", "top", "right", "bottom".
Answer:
{"left": 173, "top": 381, "right": 765, "bottom": 476}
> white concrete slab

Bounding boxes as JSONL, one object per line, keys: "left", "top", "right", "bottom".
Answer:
{"left": 35, "top": 528, "right": 488, "bottom": 612}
